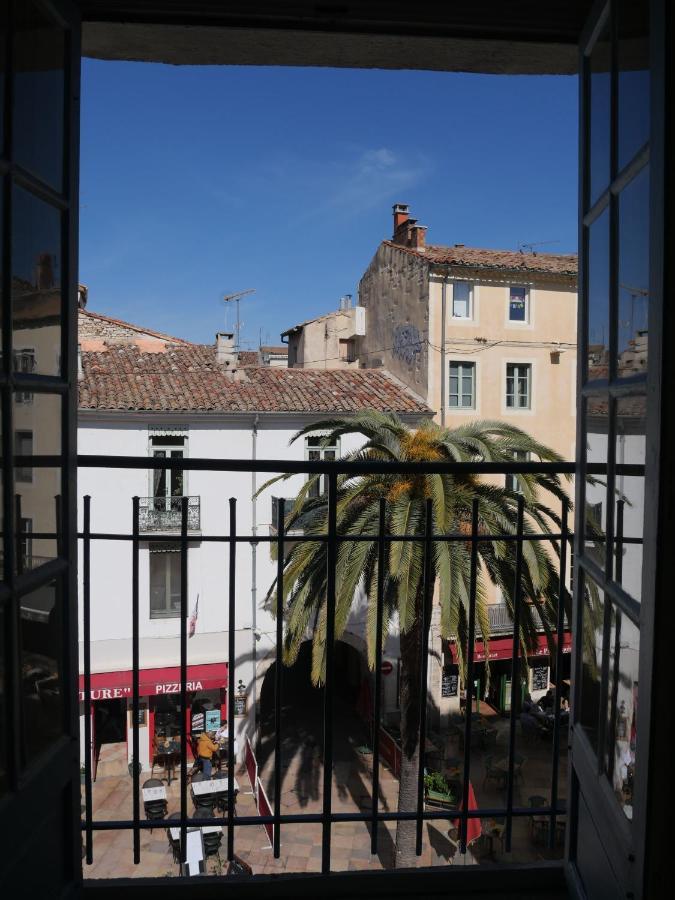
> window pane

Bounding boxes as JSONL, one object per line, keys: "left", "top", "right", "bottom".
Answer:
{"left": 13, "top": 391, "right": 61, "bottom": 454}
{"left": 617, "top": 0, "right": 649, "bottom": 171}
{"left": 605, "top": 607, "right": 639, "bottom": 820}
{"left": 509, "top": 286, "right": 527, "bottom": 321}
{"left": 579, "top": 578, "right": 605, "bottom": 753}
{"left": 0, "top": 603, "right": 6, "bottom": 795}
{"left": 614, "top": 395, "right": 645, "bottom": 603}
{"left": 584, "top": 394, "right": 609, "bottom": 571}
{"left": 13, "top": 467, "right": 61, "bottom": 573}
{"left": 617, "top": 165, "right": 649, "bottom": 376}
{"left": 20, "top": 579, "right": 63, "bottom": 766}
{"left": 587, "top": 207, "right": 610, "bottom": 380}
{"left": 452, "top": 282, "right": 470, "bottom": 317}
{"left": 13, "top": 1, "right": 65, "bottom": 191}
{"left": 12, "top": 187, "right": 62, "bottom": 375}
{"left": 588, "top": 21, "right": 611, "bottom": 205}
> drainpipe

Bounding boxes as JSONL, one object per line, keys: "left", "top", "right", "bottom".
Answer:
{"left": 440, "top": 277, "right": 448, "bottom": 427}
{"left": 251, "top": 413, "right": 260, "bottom": 739}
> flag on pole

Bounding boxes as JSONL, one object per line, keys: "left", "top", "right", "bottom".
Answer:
{"left": 188, "top": 594, "right": 199, "bottom": 638}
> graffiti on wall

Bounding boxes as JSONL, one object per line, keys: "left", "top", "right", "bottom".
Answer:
{"left": 392, "top": 323, "right": 423, "bottom": 366}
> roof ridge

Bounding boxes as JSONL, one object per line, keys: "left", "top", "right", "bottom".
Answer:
{"left": 79, "top": 308, "right": 194, "bottom": 344}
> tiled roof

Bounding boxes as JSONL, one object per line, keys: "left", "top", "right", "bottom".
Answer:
{"left": 79, "top": 344, "right": 429, "bottom": 415}
{"left": 237, "top": 350, "right": 260, "bottom": 366}
{"left": 384, "top": 241, "right": 578, "bottom": 277}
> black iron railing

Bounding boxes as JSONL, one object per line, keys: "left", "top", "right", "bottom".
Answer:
{"left": 73, "top": 454, "right": 642, "bottom": 877}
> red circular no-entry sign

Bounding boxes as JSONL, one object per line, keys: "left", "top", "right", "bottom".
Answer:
{"left": 381, "top": 660, "right": 393, "bottom": 675}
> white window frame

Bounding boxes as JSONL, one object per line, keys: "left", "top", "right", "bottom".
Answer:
{"left": 507, "top": 284, "right": 530, "bottom": 324}
{"left": 448, "top": 360, "right": 476, "bottom": 409}
{"left": 451, "top": 281, "right": 473, "bottom": 320}
{"left": 305, "top": 435, "right": 340, "bottom": 498}
{"left": 149, "top": 543, "right": 182, "bottom": 619}
{"left": 148, "top": 432, "right": 188, "bottom": 506}
{"left": 14, "top": 348, "right": 36, "bottom": 404}
{"left": 505, "top": 450, "right": 529, "bottom": 492}
{"left": 505, "top": 362, "right": 532, "bottom": 410}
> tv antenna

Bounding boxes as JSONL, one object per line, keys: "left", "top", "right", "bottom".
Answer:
{"left": 223, "top": 288, "right": 256, "bottom": 351}
{"left": 518, "top": 240, "right": 560, "bottom": 256}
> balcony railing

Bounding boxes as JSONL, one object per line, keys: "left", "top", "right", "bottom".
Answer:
{"left": 138, "top": 496, "right": 200, "bottom": 532}
{"left": 487, "top": 601, "right": 570, "bottom": 635}
{"left": 73, "top": 453, "right": 644, "bottom": 885}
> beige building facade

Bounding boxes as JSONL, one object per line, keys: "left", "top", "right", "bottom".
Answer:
{"left": 283, "top": 298, "right": 366, "bottom": 370}
{"left": 358, "top": 204, "right": 578, "bottom": 461}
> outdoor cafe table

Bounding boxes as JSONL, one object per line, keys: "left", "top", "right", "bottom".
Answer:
{"left": 169, "top": 823, "right": 224, "bottom": 840}
{"left": 142, "top": 786, "right": 167, "bottom": 803}
{"left": 192, "top": 776, "right": 240, "bottom": 798}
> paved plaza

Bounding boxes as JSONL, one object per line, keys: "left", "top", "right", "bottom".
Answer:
{"left": 84, "top": 701, "right": 567, "bottom": 878}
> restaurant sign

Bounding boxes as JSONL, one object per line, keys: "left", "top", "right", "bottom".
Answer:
{"left": 447, "top": 633, "right": 572, "bottom": 665}
{"left": 78, "top": 662, "right": 228, "bottom": 702}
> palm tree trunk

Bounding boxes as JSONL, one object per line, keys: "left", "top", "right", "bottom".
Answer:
{"left": 394, "top": 621, "right": 424, "bottom": 868}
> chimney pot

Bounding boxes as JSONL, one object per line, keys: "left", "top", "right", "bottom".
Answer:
{"left": 216, "top": 331, "right": 237, "bottom": 366}
{"left": 392, "top": 202, "right": 410, "bottom": 237}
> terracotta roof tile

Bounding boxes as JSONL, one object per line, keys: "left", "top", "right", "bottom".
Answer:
{"left": 384, "top": 240, "right": 578, "bottom": 277}
{"left": 79, "top": 344, "right": 429, "bottom": 415}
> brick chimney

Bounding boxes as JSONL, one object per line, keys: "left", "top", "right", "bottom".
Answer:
{"left": 392, "top": 204, "right": 427, "bottom": 251}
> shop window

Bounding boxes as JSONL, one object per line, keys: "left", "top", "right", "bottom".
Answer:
{"left": 149, "top": 543, "right": 182, "bottom": 619}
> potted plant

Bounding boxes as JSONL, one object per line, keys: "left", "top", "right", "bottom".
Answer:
{"left": 423, "top": 770, "right": 457, "bottom": 809}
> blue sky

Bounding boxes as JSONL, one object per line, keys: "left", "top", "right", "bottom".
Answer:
{"left": 80, "top": 62, "right": 578, "bottom": 347}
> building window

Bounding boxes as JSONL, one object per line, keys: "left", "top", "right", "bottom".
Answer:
{"left": 150, "top": 434, "right": 186, "bottom": 505}
{"left": 506, "top": 363, "right": 531, "bottom": 409}
{"left": 339, "top": 338, "right": 356, "bottom": 362}
{"left": 305, "top": 436, "right": 339, "bottom": 499}
{"left": 14, "top": 348, "right": 36, "bottom": 404}
{"left": 505, "top": 450, "right": 529, "bottom": 492}
{"left": 19, "top": 517, "right": 33, "bottom": 569}
{"left": 452, "top": 282, "right": 472, "bottom": 318}
{"left": 15, "top": 430, "right": 33, "bottom": 482}
{"left": 508, "top": 285, "right": 529, "bottom": 322}
{"left": 149, "top": 543, "right": 182, "bottom": 619}
{"left": 449, "top": 361, "right": 475, "bottom": 408}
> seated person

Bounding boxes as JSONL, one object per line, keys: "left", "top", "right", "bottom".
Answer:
{"left": 197, "top": 731, "right": 220, "bottom": 778}
{"left": 541, "top": 688, "right": 555, "bottom": 711}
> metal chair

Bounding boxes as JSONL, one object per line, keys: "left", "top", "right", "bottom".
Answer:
{"left": 483, "top": 755, "right": 507, "bottom": 790}
{"left": 143, "top": 778, "right": 163, "bottom": 789}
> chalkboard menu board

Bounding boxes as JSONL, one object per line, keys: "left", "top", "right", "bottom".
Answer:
{"left": 233, "top": 695, "right": 248, "bottom": 717}
{"left": 531, "top": 666, "right": 549, "bottom": 692}
{"left": 442, "top": 668, "right": 459, "bottom": 698}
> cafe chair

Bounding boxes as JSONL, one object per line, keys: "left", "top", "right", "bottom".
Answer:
{"left": 166, "top": 812, "right": 181, "bottom": 864}
{"left": 227, "top": 854, "right": 253, "bottom": 876}
{"left": 144, "top": 797, "right": 168, "bottom": 832}
{"left": 483, "top": 755, "right": 507, "bottom": 790}
{"left": 202, "top": 829, "right": 223, "bottom": 859}
{"left": 143, "top": 778, "right": 163, "bottom": 790}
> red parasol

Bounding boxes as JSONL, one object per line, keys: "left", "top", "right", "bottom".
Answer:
{"left": 452, "top": 780, "right": 482, "bottom": 846}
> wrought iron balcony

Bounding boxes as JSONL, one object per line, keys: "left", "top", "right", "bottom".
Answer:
{"left": 488, "top": 601, "right": 570, "bottom": 635}
{"left": 138, "top": 496, "right": 200, "bottom": 532}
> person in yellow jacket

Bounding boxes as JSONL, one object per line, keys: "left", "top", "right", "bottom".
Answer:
{"left": 196, "top": 730, "right": 219, "bottom": 778}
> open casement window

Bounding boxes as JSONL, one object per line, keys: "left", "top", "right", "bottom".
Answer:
{"left": 305, "top": 435, "right": 339, "bottom": 499}
{"left": 508, "top": 285, "right": 529, "bottom": 322}
{"left": 451, "top": 281, "right": 472, "bottom": 318}
{"left": 448, "top": 361, "right": 475, "bottom": 408}
{"left": 570, "top": 2, "right": 657, "bottom": 898}
{"left": 150, "top": 434, "right": 186, "bottom": 511}
{"left": 149, "top": 543, "right": 182, "bottom": 619}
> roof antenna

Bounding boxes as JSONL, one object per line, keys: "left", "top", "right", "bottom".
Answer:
{"left": 518, "top": 240, "right": 560, "bottom": 257}
{"left": 223, "top": 288, "right": 256, "bottom": 351}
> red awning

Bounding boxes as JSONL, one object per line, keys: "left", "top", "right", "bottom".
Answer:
{"left": 78, "top": 662, "right": 228, "bottom": 702}
{"left": 447, "top": 633, "right": 571, "bottom": 665}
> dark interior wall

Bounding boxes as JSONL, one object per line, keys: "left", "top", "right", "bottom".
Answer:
{"left": 78, "top": 1, "right": 591, "bottom": 73}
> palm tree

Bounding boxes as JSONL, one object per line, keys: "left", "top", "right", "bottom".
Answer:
{"left": 261, "top": 413, "right": 573, "bottom": 868}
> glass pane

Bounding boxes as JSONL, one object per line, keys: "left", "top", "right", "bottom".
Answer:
{"left": 584, "top": 395, "right": 609, "bottom": 570}
{"left": 0, "top": 1, "right": 6, "bottom": 157}
{"left": 579, "top": 579, "right": 605, "bottom": 752}
{"left": 12, "top": 186, "right": 62, "bottom": 375}
{"left": 13, "top": 0, "right": 65, "bottom": 191}
{"left": 605, "top": 607, "right": 639, "bottom": 820}
{"left": 453, "top": 282, "right": 470, "bottom": 317}
{"left": 0, "top": 602, "right": 6, "bottom": 795}
{"left": 509, "top": 286, "right": 527, "bottom": 321}
{"left": 587, "top": 207, "right": 610, "bottom": 380}
{"left": 13, "top": 392, "right": 61, "bottom": 572}
{"left": 20, "top": 579, "right": 63, "bottom": 766}
{"left": 617, "top": 165, "right": 649, "bottom": 375}
{"left": 617, "top": 0, "right": 649, "bottom": 171}
{"left": 614, "top": 395, "right": 645, "bottom": 602}
{"left": 588, "top": 21, "right": 611, "bottom": 205}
